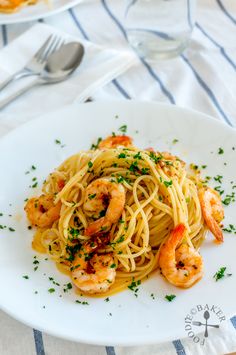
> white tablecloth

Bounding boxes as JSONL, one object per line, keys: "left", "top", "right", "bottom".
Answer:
{"left": 0, "top": 1, "right": 236, "bottom": 354}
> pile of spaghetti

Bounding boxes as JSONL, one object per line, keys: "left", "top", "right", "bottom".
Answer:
{"left": 25, "top": 135, "right": 224, "bottom": 296}
{"left": 0, "top": 0, "right": 38, "bottom": 13}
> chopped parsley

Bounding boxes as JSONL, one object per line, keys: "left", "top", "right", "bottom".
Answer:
{"left": 0, "top": 213, "right": 3, "bottom": 216}
{"left": 191, "top": 164, "right": 199, "bottom": 170}
{"left": 110, "top": 263, "right": 116, "bottom": 268}
{"left": 117, "top": 176, "right": 125, "bottom": 183}
{"left": 66, "top": 242, "right": 81, "bottom": 261}
{"left": 141, "top": 168, "right": 149, "bottom": 175}
{"left": 8, "top": 227, "right": 15, "bottom": 232}
{"left": 172, "top": 139, "right": 179, "bottom": 144}
{"left": 90, "top": 137, "right": 102, "bottom": 150}
{"left": 201, "top": 165, "right": 207, "bottom": 169}
{"left": 213, "top": 267, "right": 232, "bottom": 281}
{"left": 164, "top": 180, "right": 173, "bottom": 188}
{"left": 133, "top": 152, "right": 142, "bottom": 160}
{"left": 214, "top": 186, "right": 224, "bottom": 195}
{"left": 223, "top": 224, "right": 236, "bottom": 233}
{"left": 104, "top": 297, "right": 110, "bottom": 302}
{"left": 22, "top": 275, "right": 29, "bottom": 279}
{"left": 69, "top": 227, "right": 80, "bottom": 238}
{"left": 116, "top": 235, "right": 125, "bottom": 244}
{"left": 150, "top": 293, "right": 155, "bottom": 300}
{"left": 118, "top": 153, "right": 126, "bottom": 159}
{"left": 55, "top": 139, "right": 61, "bottom": 145}
{"left": 88, "top": 193, "right": 96, "bottom": 200}
{"left": 32, "top": 182, "right": 38, "bottom": 188}
{"left": 128, "top": 279, "right": 141, "bottom": 295}
{"left": 99, "top": 210, "right": 106, "bottom": 217}
{"left": 218, "top": 147, "right": 224, "bottom": 155}
{"left": 88, "top": 161, "right": 93, "bottom": 168}
{"left": 48, "top": 288, "right": 55, "bottom": 293}
{"left": 75, "top": 300, "right": 89, "bottom": 305}
{"left": 31, "top": 165, "right": 36, "bottom": 170}
{"left": 214, "top": 175, "right": 223, "bottom": 184}
{"left": 118, "top": 125, "right": 127, "bottom": 133}
{"left": 222, "top": 192, "right": 235, "bottom": 206}
{"left": 129, "top": 161, "right": 139, "bottom": 173}
{"left": 149, "top": 152, "right": 162, "bottom": 164}
{"left": 63, "top": 282, "right": 73, "bottom": 292}
{"left": 165, "top": 294, "right": 176, "bottom": 302}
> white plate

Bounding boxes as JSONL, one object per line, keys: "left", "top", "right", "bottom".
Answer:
{"left": 0, "top": 101, "right": 235, "bottom": 346}
{"left": 0, "top": 0, "right": 82, "bottom": 24}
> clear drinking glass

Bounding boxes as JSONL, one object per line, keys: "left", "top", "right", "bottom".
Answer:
{"left": 124, "top": 0, "right": 196, "bottom": 60}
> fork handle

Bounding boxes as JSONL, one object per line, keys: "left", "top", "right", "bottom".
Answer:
{"left": 0, "top": 79, "right": 40, "bottom": 110}
{"left": 0, "top": 70, "right": 38, "bottom": 92}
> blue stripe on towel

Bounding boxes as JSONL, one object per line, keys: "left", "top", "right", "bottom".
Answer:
{"left": 187, "top": 0, "right": 194, "bottom": 28}
{"left": 216, "top": 0, "right": 236, "bottom": 25}
{"left": 69, "top": 8, "right": 131, "bottom": 99}
{"left": 106, "top": 346, "right": 116, "bottom": 355}
{"left": 230, "top": 316, "right": 236, "bottom": 329}
{"left": 1, "top": 25, "right": 8, "bottom": 46}
{"left": 196, "top": 23, "right": 236, "bottom": 71}
{"left": 69, "top": 8, "right": 89, "bottom": 40}
{"left": 173, "top": 339, "right": 187, "bottom": 355}
{"left": 112, "top": 79, "right": 131, "bottom": 99}
{"left": 101, "top": 0, "right": 176, "bottom": 104}
{"left": 33, "top": 329, "right": 45, "bottom": 355}
{"left": 181, "top": 54, "right": 233, "bottom": 126}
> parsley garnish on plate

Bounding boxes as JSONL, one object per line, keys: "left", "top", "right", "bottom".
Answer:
{"left": 75, "top": 300, "right": 89, "bottom": 305}
{"left": 90, "top": 137, "right": 102, "bottom": 150}
{"left": 213, "top": 267, "right": 232, "bottom": 281}
{"left": 118, "top": 125, "right": 127, "bottom": 133}
{"left": 48, "top": 288, "right": 55, "bottom": 293}
{"left": 222, "top": 224, "right": 236, "bottom": 233}
{"left": 165, "top": 294, "right": 176, "bottom": 302}
{"left": 218, "top": 147, "right": 224, "bottom": 155}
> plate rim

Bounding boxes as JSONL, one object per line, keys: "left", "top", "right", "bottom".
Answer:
{"left": 0, "top": 0, "right": 83, "bottom": 24}
{"left": 0, "top": 101, "right": 235, "bottom": 145}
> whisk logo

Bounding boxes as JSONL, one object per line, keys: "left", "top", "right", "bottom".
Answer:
{"left": 184, "top": 304, "right": 226, "bottom": 346}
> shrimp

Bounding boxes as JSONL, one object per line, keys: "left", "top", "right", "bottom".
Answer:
{"left": 198, "top": 187, "right": 224, "bottom": 243}
{"left": 83, "top": 178, "right": 126, "bottom": 236}
{"left": 98, "top": 135, "right": 133, "bottom": 149}
{"left": 24, "top": 194, "right": 61, "bottom": 228}
{"left": 159, "top": 224, "right": 203, "bottom": 288}
{"left": 71, "top": 238, "right": 116, "bottom": 294}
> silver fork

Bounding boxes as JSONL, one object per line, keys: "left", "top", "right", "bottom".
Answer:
{"left": 0, "top": 34, "right": 64, "bottom": 92}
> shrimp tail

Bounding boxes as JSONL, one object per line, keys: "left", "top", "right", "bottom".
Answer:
{"left": 208, "top": 219, "right": 223, "bottom": 243}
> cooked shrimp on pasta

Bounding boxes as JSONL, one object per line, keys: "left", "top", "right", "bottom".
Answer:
{"left": 24, "top": 134, "right": 225, "bottom": 296}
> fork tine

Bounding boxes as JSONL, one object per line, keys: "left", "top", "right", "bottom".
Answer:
{"left": 43, "top": 36, "right": 61, "bottom": 61}
{"left": 34, "top": 34, "right": 54, "bottom": 61}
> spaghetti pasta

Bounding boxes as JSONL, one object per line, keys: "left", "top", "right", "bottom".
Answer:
{"left": 24, "top": 135, "right": 224, "bottom": 296}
